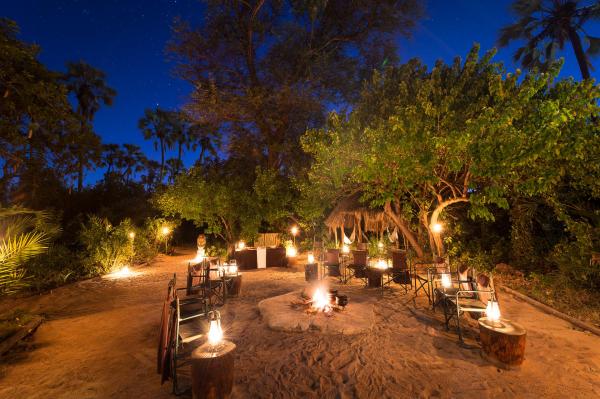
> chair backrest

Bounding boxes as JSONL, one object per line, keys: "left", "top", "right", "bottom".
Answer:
{"left": 391, "top": 250, "right": 408, "bottom": 270}
{"left": 356, "top": 242, "right": 368, "bottom": 251}
{"left": 351, "top": 250, "right": 367, "bottom": 267}
{"left": 457, "top": 264, "right": 474, "bottom": 291}
{"left": 476, "top": 273, "right": 492, "bottom": 303}
{"left": 325, "top": 249, "right": 340, "bottom": 265}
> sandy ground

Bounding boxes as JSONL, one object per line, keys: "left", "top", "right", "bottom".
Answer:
{"left": 1, "top": 248, "right": 599, "bottom": 398}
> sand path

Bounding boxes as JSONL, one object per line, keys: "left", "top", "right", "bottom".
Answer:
{"left": 0, "top": 248, "right": 599, "bottom": 398}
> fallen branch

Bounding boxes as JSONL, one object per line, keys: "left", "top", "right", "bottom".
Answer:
{"left": 0, "top": 316, "right": 43, "bottom": 356}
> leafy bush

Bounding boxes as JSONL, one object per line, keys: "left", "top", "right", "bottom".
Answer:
{"left": 26, "top": 244, "right": 84, "bottom": 291}
{"left": 79, "top": 216, "right": 134, "bottom": 275}
{"left": 145, "top": 217, "right": 177, "bottom": 254}
{"left": 0, "top": 207, "right": 59, "bottom": 295}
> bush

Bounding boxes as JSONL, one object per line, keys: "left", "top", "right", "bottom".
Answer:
{"left": 26, "top": 244, "right": 84, "bottom": 291}
{"left": 79, "top": 216, "right": 134, "bottom": 275}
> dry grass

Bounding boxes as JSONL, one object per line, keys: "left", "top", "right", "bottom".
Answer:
{"left": 497, "top": 272, "right": 600, "bottom": 328}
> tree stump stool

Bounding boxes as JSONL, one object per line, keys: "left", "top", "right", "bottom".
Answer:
{"left": 479, "top": 317, "right": 526, "bottom": 368}
{"left": 227, "top": 275, "right": 242, "bottom": 297}
{"left": 366, "top": 269, "right": 383, "bottom": 288}
{"left": 191, "top": 340, "right": 236, "bottom": 399}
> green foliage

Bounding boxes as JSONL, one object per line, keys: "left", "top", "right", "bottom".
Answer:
{"left": 79, "top": 216, "right": 134, "bottom": 274}
{"left": 0, "top": 207, "right": 57, "bottom": 294}
{"left": 25, "top": 244, "right": 83, "bottom": 291}
{"left": 301, "top": 45, "right": 600, "bottom": 263}
{"left": 155, "top": 161, "right": 263, "bottom": 249}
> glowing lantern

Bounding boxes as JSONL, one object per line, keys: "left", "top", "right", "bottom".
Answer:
{"left": 441, "top": 273, "right": 452, "bottom": 288}
{"left": 228, "top": 264, "right": 238, "bottom": 275}
{"left": 237, "top": 241, "right": 245, "bottom": 251}
{"left": 376, "top": 258, "right": 388, "bottom": 270}
{"left": 128, "top": 231, "right": 135, "bottom": 240}
{"left": 286, "top": 246, "right": 297, "bottom": 257}
{"left": 161, "top": 226, "right": 171, "bottom": 236}
{"left": 291, "top": 226, "right": 299, "bottom": 236}
{"left": 307, "top": 253, "right": 315, "bottom": 264}
{"left": 377, "top": 241, "right": 384, "bottom": 249}
{"left": 207, "top": 311, "right": 223, "bottom": 347}
{"left": 431, "top": 223, "right": 443, "bottom": 233}
{"left": 486, "top": 299, "right": 501, "bottom": 322}
{"left": 341, "top": 244, "right": 350, "bottom": 254}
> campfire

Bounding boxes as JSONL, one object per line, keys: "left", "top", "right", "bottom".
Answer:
{"left": 291, "top": 285, "right": 348, "bottom": 316}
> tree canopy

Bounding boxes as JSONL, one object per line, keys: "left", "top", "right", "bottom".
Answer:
{"left": 301, "top": 45, "right": 600, "bottom": 259}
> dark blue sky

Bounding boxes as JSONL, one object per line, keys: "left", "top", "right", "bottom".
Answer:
{"left": 4, "top": 0, "right": 599, "bottom": 182}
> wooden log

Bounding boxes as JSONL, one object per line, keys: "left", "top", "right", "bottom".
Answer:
{"left": 479, "top": 318, "right": 526, "bottom": 367}
{"left": 227, "top": 275, "right": 242, "bottom": 297}
{"left": 191, "top": 340, "right": 236, "bottom": 399}
{"left": 0, "top": 316, "right": 43, "bottom": 356}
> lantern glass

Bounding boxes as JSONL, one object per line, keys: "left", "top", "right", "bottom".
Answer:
{"left": 208, "top": 319, "right": 223, "bottom": 346}
{"left": 441, "top": 273, "right": 452, "bottom": 288}
{"left": 307, "top": 253, "right": 315, "bottom": 264}
{"left": 342, "top": 244, "right": 350, "bottom": 254}
{"left": 486, "top": 300, "right": 501, "bottom": 322}
{"left": 237, "top": 241, "right": 245, "bottom": 251}
{"left": 286, "top": 246, "right": 297, "bottom": 257}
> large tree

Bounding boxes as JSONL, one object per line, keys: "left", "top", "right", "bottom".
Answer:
{"left": 498, "top": 0, "right": 600, "bottom": 79}
{"left": 169, "top": 0, "right": 423, "bottom": 173}
{"left": 301, "top": 46, "right": 600, "bottom": 259}
{"left": 63, "top": 61, "right": 116, "bottom": 191}
{"left": 0, "top": 19, "right": 78, "bottom": 204}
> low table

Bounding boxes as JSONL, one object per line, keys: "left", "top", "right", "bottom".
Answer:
{"left": 478, "top": 317, "right": 526, "bottom": 368}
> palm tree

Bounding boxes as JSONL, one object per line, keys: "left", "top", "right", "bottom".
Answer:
{"left": 498, "top": 0, "right": 600, "bottom": 79}
{"left": 63, "top": 61, "right": 116, "bottom": 191}
{"left": 165, "top": 158, "right": 184, "bottom": 184}
{"left": 139, "top": 108, "right": 173, "bottom": 183}
{"left": 101, "top": 143, "right": 123, "bottom": 176}
{"left": 167, "top": 111, "right": 189, "bottom": 176}
{"left": 121, "top": 143, "right": 146, "bottom": 183}
{"left": 188, "top": 122, "right": 220, "bottom": 165}
{"left": 0, "top": 207, "right": 58, "bottom": 294}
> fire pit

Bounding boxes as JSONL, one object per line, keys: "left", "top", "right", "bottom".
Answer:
{"left": 257, "top": 284, "right": 375, "bottom": 335}
{"left": 292, "top": 286, "right": 347, "bottom": 316}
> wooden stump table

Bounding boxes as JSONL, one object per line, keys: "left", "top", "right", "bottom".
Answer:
{"left": 305, "top": 263, "right": 318, "bottom": 282}
{"left": 226, "top": 275, "right": 242, "bottom": 297}
{"left": 366, "top": 269, "right": 384, "bottom": 288}
{"left": 479, "top": 317, "right": 526, "bottom": 368}
{"left": 191, "top": 340, "right": 236, "bottom": 399}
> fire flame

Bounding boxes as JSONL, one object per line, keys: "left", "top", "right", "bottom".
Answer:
{"left": 312, "top": 288, "right": 330, "bottom": 311}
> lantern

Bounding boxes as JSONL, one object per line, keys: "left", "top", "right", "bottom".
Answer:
{"left": 486, "top": 299, "right": 501, "bottom": 322}
{"left": 128, "top": 231, "right": 135, "bottom": 240}
{"left": 376, "top": 258, "right": 388, "bottom": 270}
{"left": 307, "top": 253, "right": 315, "bottom": 264}
{"left": 207, "top": 310, "right": 223, "bottom": 347}
{"left": 286, "top": 246, "right": 297, "bottom": 257}
{"left": 237, "top": 241, "right": 245, "bottom": 251}
{"left": 341, "top": 244, "right": 350, "bottom": 254}
{"left": 441, "top": 273, "right": 452, "bottom": 288}
{"left": 161, "top": 226, "right": 171, "bottom": 236}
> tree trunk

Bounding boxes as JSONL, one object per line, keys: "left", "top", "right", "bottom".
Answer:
{"left": 384, "top": 201, "right": 424, "bottom": 258}
{"left": 159, "top": 139, "right": 165, "bottom": 183}
{"left": 568, "top": 28, "right": 590, "bottom": 80}
{"left": 428, "top": 197, "right": 469, "bottom": 257}
{"left": 77, "top": 154, "right": 84, "bottom": 192}
{"left": 177, "top": 141, "right": 183, "bottom": 175}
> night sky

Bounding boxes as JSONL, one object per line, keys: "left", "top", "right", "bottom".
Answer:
{"left": 4, "top": 0, "right": 600, "bottom": 182}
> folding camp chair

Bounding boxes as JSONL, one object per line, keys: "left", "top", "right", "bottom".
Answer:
{"left": 438, "top": 272, "right": 495, "bottom": 343}
{"left": 385, "top": 250, "right": 412, "bottom": 294}
{"left": 157, "top": 274, "right": 209, "bottom": 394}
{"left": 347, "top": 250, "right": 368, "bottom": 286}
{"left": 324, "top": 249, "right": 341, "bottom": 279}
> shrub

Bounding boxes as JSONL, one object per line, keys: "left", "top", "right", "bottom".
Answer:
{"left": 79, "top": 216, "right": 134, "bottom": 275}
{"left": 0, "top": 207, "right": 58, "bottom": 295}
{"left": 26, "top": 244, "right": 84, "bottom": 291}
